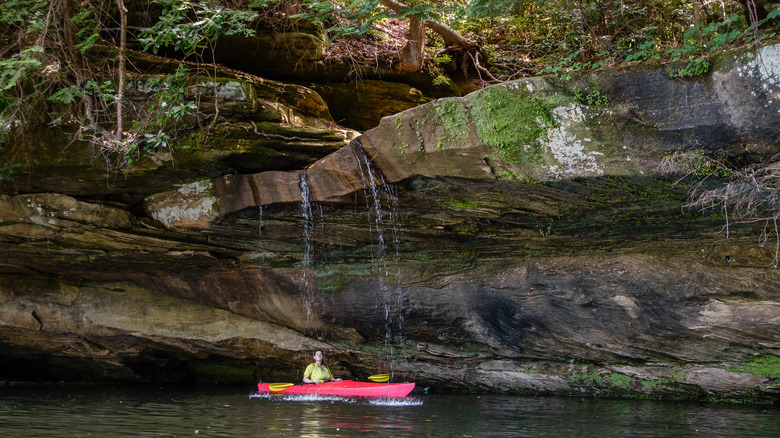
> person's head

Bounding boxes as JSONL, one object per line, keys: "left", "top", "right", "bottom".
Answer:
{"left": 313, "top": 350, "right": 323, "bottom": 363}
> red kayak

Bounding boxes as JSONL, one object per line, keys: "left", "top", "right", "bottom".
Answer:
{"left": 257, "top": 380, "right": 415, "bottom": 397}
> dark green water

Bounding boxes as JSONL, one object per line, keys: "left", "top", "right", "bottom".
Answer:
{"left": 0, "top": 386, "right": 778, "bottom": 437}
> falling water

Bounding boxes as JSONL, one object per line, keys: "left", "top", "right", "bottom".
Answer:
{"left": 299, "top": 171, "right": 316, "bottom": 326}
{"left": 352, "top": 146, "right": 405, "bottom": 378}
{"left": 292, "top": 151, "right": 405, "bottom": 376}
{"left": 257, "top": 206, "right": 264, "bottom": 237}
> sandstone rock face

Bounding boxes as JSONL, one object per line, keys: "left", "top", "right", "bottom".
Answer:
{"left": 310, "top": 80, "right": 433, "bottom": 131}
{"left": 2, "top": 69, "right": 352, "bottom": 204}
{"left": 1, "top": 45, "right": 780, "bottom": 401}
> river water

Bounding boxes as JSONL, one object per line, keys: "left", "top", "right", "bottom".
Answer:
{"left": 0, "top": 385, "right": 778, "bottom": 437}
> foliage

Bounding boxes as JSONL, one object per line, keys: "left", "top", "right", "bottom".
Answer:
{"left": 429, "top": 50, "right": 454, "bottom": 86}
{"left": 467, "top": 0, "right": 536, "bottom": 18}
{"left": 0, "top": 0, "right": 47, "bottom": 27}
{"left": 0, "top": 0, "right": 261, "bottom": 170}
{"left": 0, "top": 45, "right": 43, "bottom": 93}
{"left": 48, "top": 80, "right": 117, "bottom": 106}
{"left": 572, "top": 87, "right": 609, "bottom": 107}
{"left": 457, "top": 0, "right": 780, "bottom": 80}
{"left": 663, "top": 151, "right": 737, "bottom": 180}
{"left": 0, "top": 161, "right": 20, "bottom": 182}
{"left": 289, "top": 0, "right": 442, "bottom": 40}
{"left": 71, "top": 7, "right": 102, "bottom": 53}
{"left": 128, "top": 65, "right": 199, "bottom": 163}
{"left": 139, "top": 0, "right": 258, "bottom": 56}
{"left": 663, "top": 14, "right": 744, "bottom": 78}
{"left": 146, "top": 66, "right": 198, "bottom": 127}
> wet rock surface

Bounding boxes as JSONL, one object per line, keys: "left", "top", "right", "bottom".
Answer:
{"left": 1, "top": 45, "right": 780, "bottom": 402}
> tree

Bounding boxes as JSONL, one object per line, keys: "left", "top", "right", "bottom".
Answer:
{"left": 289, "top": 0, "right": 490, "bottom": 78}
{"left": 378, "top": 0, "right": 477, "bottom": 73}
{"left": 116, "top": 0, "right": 128, "bottom": 141}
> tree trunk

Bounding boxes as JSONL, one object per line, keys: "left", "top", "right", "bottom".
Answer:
{"left": 62, "top": 0, "right": 83, "bottom": 72}
{"left": 397, "top": 15, "right": 425, "bottom": 72}
{"left": 379, "top": 0, "right": 476, "bottom": 72}
{"left": 115, "top": 0, "right": 127, "bottom": 140}
{"left": 738, "top": 0, "right": 770, "bottom": 25}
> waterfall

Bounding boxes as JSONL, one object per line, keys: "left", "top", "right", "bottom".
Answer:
{"left": 290, "top": 150, "right": 406, "bottom": 378}
{"left": 352, "top": 146, "right": 406, "bottom": 379}
{"left": 257, "top": 206, "right": 264, "bottom": 237}
{"left": 299, "top": 171, "right": 318, "bottom": 329}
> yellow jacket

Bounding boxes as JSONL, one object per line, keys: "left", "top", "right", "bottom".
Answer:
{"left": 304, "top": 363, "right": 332, "bottom": 382}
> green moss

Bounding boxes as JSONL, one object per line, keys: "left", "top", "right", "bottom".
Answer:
{"left": 501, "top": 170, "right": 518, "bottom": 181}
{"left": 469, "top": 85, "right": 562, "bottom": 166}
{"left": 445, "top": 199, "right": 481, "bottom": 208}
{"left": 316, "top": 275, "right": 347, "bottom": 293}
{"left": 609, "top": 372, "right": 631, "bottom": 388}
{"left": 434, "top": 98, "right": 470, "bottom": 140}
{"left": 395, "top": 116, "right": 404, "bottom": 132}
{"left": 455, "top": 249, "right": 476, "bottom": 258}
{"left": 728, "top": 355, "right": 780, "bottom": 378}
{"left": 517, "top": 176, "right": 538, "bottom": 184}
{"left": 640, "top": 379, "right": 659, "bottom": 389}
{"left": 415, "top": 128, "right": 425, "bottom": 151}
{"left": 453, "top": 222, "right": 478, "bottom": 233}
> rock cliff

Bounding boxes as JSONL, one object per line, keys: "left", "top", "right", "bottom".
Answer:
{"left": 1, "top": 43, "right": 779, "bottom": 402}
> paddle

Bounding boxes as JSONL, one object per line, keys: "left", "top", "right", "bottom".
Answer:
{"left": 367, "top": 373, "right": 391, "bottom": 383}
{"left": 268, "top": 382, "right": 294, "bottom": 391}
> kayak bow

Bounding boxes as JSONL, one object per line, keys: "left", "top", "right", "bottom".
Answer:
{"left": 258, "top": 380, "right": 415, "bottom": 397}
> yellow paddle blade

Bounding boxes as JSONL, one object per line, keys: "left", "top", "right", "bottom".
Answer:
{"left": 367, "top": 373, "right": 391, "bottom": 383}
{"left": 269, "top": 383, "right": 294, "bottom": 391}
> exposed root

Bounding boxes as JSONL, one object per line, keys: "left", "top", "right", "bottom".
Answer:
{"left": 664, "top": 152, "right": 780, "bottom": 268}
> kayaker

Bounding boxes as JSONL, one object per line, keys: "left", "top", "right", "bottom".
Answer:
{"left": 303, "top": 350, "right": 341, "bottom": 383}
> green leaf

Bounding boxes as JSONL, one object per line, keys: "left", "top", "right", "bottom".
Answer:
{"left": 0, "top": 46, "right": 43, "bottom": 92}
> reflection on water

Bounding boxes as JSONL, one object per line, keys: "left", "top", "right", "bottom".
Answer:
{"left": 0, "top": 386, "right": 777, "bottom": 437}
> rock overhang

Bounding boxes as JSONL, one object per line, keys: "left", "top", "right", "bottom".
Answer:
{"left": 144, "top": 43, "right": 780, "bottom": 230}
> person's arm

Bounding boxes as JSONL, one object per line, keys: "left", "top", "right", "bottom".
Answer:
{"left": 303, "top": 364, "right": 315, "bottom": 383}
{"left": 326, "top": 366, "right": 341, "bottom": 381}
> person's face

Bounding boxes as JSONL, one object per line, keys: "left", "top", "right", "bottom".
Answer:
{"left": 314, "top": 351, "right": 323, "bottom": 362}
